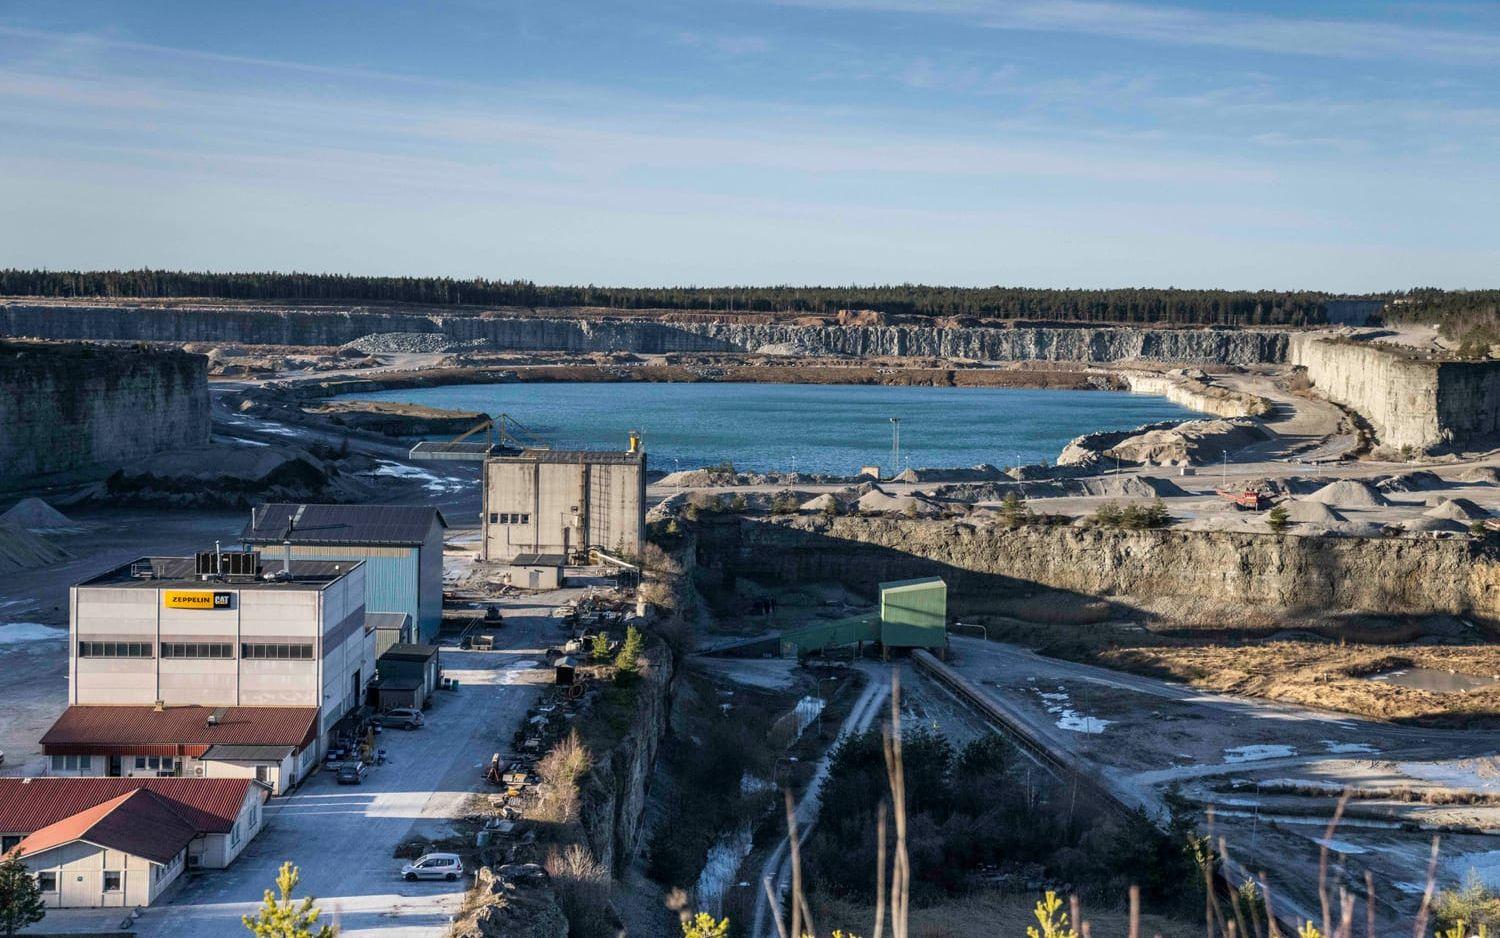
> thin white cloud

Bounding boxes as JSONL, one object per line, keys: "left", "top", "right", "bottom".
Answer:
{"left": 772, "top": 0, "right": 1500, "bottom": 63}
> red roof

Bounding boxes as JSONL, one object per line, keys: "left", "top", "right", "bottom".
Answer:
{"left": 41, "top": 705, "right": 319, "bottom": 750}
{"left": 16, "top": 789, "right": 198, "bottom": 865}
{"left": 0, "top": 778, "right": 257, "bottom": 835}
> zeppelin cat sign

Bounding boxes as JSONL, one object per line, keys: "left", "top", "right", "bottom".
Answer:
{"left": 163, "top": 590, "right": 234, "bottom": 610}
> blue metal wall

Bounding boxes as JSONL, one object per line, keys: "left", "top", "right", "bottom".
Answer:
{"left": 286, "top": 546, "right": 435, "bottom": 642}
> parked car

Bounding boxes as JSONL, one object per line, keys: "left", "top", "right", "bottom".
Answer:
{"left": 402, "top": 853, "right": 464, "bottom": 882}
{"left": 376, "top": 708, "right": 424, "bottom": 730}
{"left": 335, "top": 762, "right": 366, "bottom": 785}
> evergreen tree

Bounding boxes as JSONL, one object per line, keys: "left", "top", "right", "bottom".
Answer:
{"left": 242, "top": 862, "right": 335, "bottom": 938}
{"left": 614, "top": 625, "right": 644, "bottom": 674}
{"left": 0, "top": 850, "right": 44, "bottom": 937}
{"left": 1266, "top": 505, "right": 1290, "bottom": 533}
{"left": 591, "top": 631, "right": 611, "bottom": 661}
{"left": 998, "top": 491, "right": 1029, "bottom": 528}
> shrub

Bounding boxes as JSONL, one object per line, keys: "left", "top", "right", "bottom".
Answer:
{"left": 545, "top": 844, "right": 611, "bottom": 938}
{"left": 1266, "top": 505, "right": 1290, "bottom": 533}
{"left": 998, "top": 492, "right": 1031, "bottom": 528}
{"left": 536, "top": 730, "right": 592, "bottom": 824}
{"left": 771, "top": 491, "right": 801, "bottom": 515}
{"left": 1434, "top": 871, "right": 1500, "bottom": 934}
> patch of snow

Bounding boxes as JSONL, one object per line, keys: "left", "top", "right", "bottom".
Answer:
{"left": 1321, "top": 740, "right": 1379, "bottom": 754}
{"left": 1397, "top": 759, "right": 1500, "bottom": 793}
{"left": 1444, "top": 850, "right": 1500, "bottom": 890}
{"left": 1314, "top": 837, "right": 1368, "bottom": 855}
{"left": 368, "top": 460, "right": 466, "bottom": 494}
{"left": 0, "top": 622, "right": 68, "bottom": 644}
{"left": 1260, "top": 777, "right": 1345, "bottom": 792}
{"left": 1055, "top": 710, "right": 1111, "bottom": 734}
{"left": 1223, "top": 744, "right": 1297, "bottom": 763}
{"left": 227, "top": 436, "right": 271, "bottom": 447}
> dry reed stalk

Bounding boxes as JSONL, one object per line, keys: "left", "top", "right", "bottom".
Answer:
{"left": 1413, "top": 835, "right": 1440, "bottom": 938}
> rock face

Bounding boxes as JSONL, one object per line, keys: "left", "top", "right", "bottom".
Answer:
{"left": 577, "top": 643, "right": 674, "bottom": 877}
{"left": 1290, "top": 335, "right": 1500, "bottom": 451}
{"left": 0, "top": 341, "right": 208, "bottom": 481}
{"left": 450, "top": 864, "right": 568, "bottom": 938}
{"left": 1, "top": 303, "right": 1292, "bottom": 364}
{"left": 698, "top": 516, "right": 1500, "bottom": 622}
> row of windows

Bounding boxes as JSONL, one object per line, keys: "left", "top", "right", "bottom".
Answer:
{"left": 77, "top": 641, "right": 316, "bottom": 659}
{"left": 161, "top": 642, "right": 234, "bottom": 659}
{"left": 134, "top": 755, "right": 176, "bottom": 771}
{"left": 241, "top": 642, "right": 314, "bottom": 660}
{"left": 50, "top": 754, "right": 93, "bottom": 771}
{"left": 489, "top": 512, "right": 532, "bottom": 525}
{"left": 78, "top": 641, "right": 153, "bottom": 658}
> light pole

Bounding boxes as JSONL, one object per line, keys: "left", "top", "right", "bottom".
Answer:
{"left": 1222, "top": 449, "right": 1229, "bottom": 489}
{"left": 889, "top": 417, "right": 901, "bottom": 478}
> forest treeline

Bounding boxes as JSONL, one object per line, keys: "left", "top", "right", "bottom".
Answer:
{"left": 1380, "top": 288, "right": 1500, "bottom": 354}
{"left": 1, "top": 268, "right": 1350, "bottom": 325}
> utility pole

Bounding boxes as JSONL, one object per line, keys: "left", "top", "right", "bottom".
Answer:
{"left": 1222, "top": 449, "right": 1229, "bottom": 489}
{"left": 889, "top": 417, "right": 901, "bottom": 478}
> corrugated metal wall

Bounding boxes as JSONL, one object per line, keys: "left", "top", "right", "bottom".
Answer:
{"left": 286, "top": 545, "right": 423, "bottom": 639}
{"left": 880, "top": 581, "right": 947, "bottom": 649}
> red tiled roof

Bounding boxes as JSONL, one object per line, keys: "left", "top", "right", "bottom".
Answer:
{"left": 16, "top": 789, "right": 198, "bottom": 865}
{"left": 0, "top": 778, "right": 257, "bottom": 835}
{"left": 41, "top": 705, "right": 319, "bottom": 750}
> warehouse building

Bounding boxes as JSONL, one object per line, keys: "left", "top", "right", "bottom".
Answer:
{"left": 242, "top": 503, "right": 447, "bottom": 643}
{"left": 877, "top": 577, "right": 948, "bottom": 651}
{"left": 40, "top": 705, "right": 320, "bottom": 794}
{"left": 59, "top": 551, "right": 375, "bottom": 754}
{"left": 0, "top": 777, "right": 266, "bottom": 908}
{"left": 482, "top": 444, "right": 646, "bottom": 563}
{"left": 374, "top": 643, "right": 441, "bottom": 711}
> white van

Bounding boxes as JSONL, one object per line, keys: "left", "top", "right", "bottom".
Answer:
{"left": 401, "top": 853, "right": 464, "bottom": 882}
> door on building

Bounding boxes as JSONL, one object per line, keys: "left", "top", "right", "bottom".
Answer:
{"left": 528, "top": 570, "right": 540, "bottom": 589}
{"left": 108, "top": 756, "right": 121, "bottom": 777}
{"left": 351, "top": 669, "right": 361, "bottom": 710}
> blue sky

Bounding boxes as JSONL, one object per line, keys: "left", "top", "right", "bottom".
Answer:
{"left": 1, "top": 1, "right": 1497, "bottom": 290}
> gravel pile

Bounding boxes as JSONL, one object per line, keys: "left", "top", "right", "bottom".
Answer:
{"left": 1424, "top": 498, "right": 1488, "bottom": 522}
{"left": 342, "top": 332, "right": 487, "bottom": 354}
{"left": 1304, "top": 479, "right": 1391, "bottom": 508}
{"left": 1283, "top": 500, "right": 1344, "bottom": 523}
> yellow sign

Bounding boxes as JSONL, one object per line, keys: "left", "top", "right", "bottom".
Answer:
{"left": 163, "top": 590, "right": 233, "bottom": 610}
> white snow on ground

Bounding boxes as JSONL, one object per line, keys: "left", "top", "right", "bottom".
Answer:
{"left": 1397, "top": 758, "right": 1500, "bottom": 793}
{"left": 1034, "top": 688, "right": 1111, "bottom": 734}
{"left": 369, "top": 460, "right": 466, "bottom": 494}
{"left": 1322, "top": 740, "right": 1378, "bottom": 754}
{"left": 1223, "top": 744, "right": 1297, "bottom": 763}
{"left": 1445, "top": 850, "right": 1500, "bottom": 889}
{"left": 1260, "top": 777, "right": 1344, "bottom": 792}
{"left": 0, "top": 623, "right": 67, "bottom": 644}
{"left": 1314, "top": 837, "right": 1368, "bottom": 855}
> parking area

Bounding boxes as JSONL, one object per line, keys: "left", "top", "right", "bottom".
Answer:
{"left": 115, "top": 590, "right": 583, "bottom": 938}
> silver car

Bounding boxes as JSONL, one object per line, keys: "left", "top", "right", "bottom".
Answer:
{"left": 402, "top": 853, "right": 463, "bottom": 882}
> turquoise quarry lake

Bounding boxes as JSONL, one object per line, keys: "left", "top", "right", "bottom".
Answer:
{"left": 341, "top": 382, "right": 1195, "bottom": 475}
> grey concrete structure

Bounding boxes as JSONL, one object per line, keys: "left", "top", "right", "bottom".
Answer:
{"left": 68, "top": 555, "right": 376, "bottom": 743}
{"left": 482, "top": 448, "right": 646, "bottom": 563}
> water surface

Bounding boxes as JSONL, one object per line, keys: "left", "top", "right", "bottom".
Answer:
{"left": 340, "top": 382, "right": 1194, "bottom": 475}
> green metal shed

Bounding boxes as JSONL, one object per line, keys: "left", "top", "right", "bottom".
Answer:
{"left": 878, "top": 577, "right": 948, "bottom": 650}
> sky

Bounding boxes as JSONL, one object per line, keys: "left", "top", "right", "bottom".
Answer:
{"left": 1, "top": 1, "right": 1497, "bottom": 291}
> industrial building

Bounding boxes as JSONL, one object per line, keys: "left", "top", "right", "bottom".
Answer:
{"left": 374, "top": 643, "right": 441, "bottom": 711}
{"left": 506, "top": 552, "right": 565, "bottom": 590}
{"left": 772, "top": 577, "right": 949, "bottom": 658}
{"left": 58, "top": 551, "right": 375, "bottom": 757}
{"left": 367, "top": 611, "right": 413, "bottom": 658}
{"left": 0, "top": 777, "right": 266, "bottom": 908}
{"left": 482, "top": 444, "right": 646, "bottom": 563}
{"left": 40, "top": 705, "right": 321, "bottom": 794}
{"left": 241, "top": 503, "right": 447, "bottom": 644}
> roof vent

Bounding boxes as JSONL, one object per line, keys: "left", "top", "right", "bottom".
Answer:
{"left": 206, "top": 707, "right": 227, "bottom": 727}
{"left": 153, "top": 699, "right": 166, "bottom": 712}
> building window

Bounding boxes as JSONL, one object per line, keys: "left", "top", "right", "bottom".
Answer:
{"left": 50, "top": 754, "right": 91, "bottom": 772}
{"left": 492, "top": 512, "right": 531, "bottom": 525}
{"left": 161, "top": 643, "right": 233, "bottom": 659}
{"left": 103, "top": 871, "right": 122, "bottom": 892}
{"left": 488, "top": 513, "right": 498, "bottom": 524}
{"left": 229, "top": 822, "right": 240, "bottom": 848}
{"left": 77, "top": 641, "right": 153, "bottom": 658}
{"left": 241, "top": 643, "right": 314, "bottom": 660}
{"left": 134, "top": 755, "right": 174, "bottom": 773}
{"left": 1, "top": 835, "right": 20, "bottom": 853}
{"left": 36, "top": 871, "right": 56, "bottom": 892}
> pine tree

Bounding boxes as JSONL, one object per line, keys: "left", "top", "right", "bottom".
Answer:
{"left": 591, "top": 631, "right": 611, "bottom": 661}
{"left": 0, "top": 850, "right": 45, "bottom": 937}
{"left": 614, "top": 625, "right": 644, "bottom": 674}
{"left": 242, "top": 862, "right": 335, "bottom": 937}
{"left": 998, "top": 491, "right": 1029, "bottom": 528}
{"left": 1266, "top": 505, "right": 1290, "bottom": 533}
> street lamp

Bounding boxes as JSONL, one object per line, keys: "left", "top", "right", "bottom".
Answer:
{"left": 889, "top": 417, "right": 901, "bottom": 478}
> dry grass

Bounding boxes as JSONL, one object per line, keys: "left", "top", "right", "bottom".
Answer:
{"left": 1100, "top": 642, "right": 1500, "bottom": 725}
{"left": 814, "top": 890, "right": 1199, "bottom": 938}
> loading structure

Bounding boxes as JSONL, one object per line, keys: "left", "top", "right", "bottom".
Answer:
{"left": 769, "top": 576, "right": 949, "bottom": 659}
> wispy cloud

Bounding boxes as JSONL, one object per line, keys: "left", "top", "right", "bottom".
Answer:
{"left": 772, "top": 0, "right": 1500, "bottom": 63}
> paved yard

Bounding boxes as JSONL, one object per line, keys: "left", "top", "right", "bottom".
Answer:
{"left": 120, "top": 590, "right": 580, "bottom": 938}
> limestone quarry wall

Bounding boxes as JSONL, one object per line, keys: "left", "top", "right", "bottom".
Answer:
{"left": 699, "top": 516, "right": 1500, "bottom": 622}
{"left": 0, "top": 343, "right": 209, "bottom": 479}
{"left": 1289, "top": 336, "right": 1500, "bottom": 450}
{"left": 0, "top": 302, "right": 1291, "bottom": 365}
